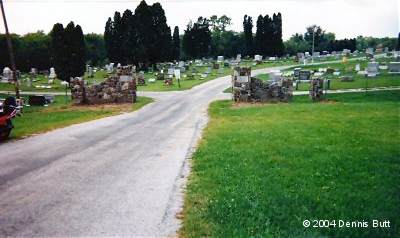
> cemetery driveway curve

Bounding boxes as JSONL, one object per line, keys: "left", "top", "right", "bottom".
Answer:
{"left": 0, "top": 67, "right": 279, "bottom": 237}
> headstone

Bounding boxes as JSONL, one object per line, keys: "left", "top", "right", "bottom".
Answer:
{"left": 2, "top": 67, "right": 13, "bottom": 81}
{"left": 367, "top": 62, "right": 379, "bottom": 77}
{"left": 355, "top": 64, "right": 361, "bottom": 72}
{"left": 174, "top": 69, "right": 181, "bottom": 80}
{"left": 309, "top": 78, "right": 324, "bottom": 101}
{"left": 236, "top": 54, "right": 241, "bottom": 62}
{"left": 366, "top": 48, "right": 374, "bottom": 55}
{"left": 217, "top": 56, "right": 224, "bottom": 62}
{"left": 88, "top": 66, "right": 94, "bottom": 78}
{"left": 388, "top": 62, "right": 400, "bottom": 74}
{"left": 254, "top": 55, "right": 263, "bottom": 62}
{"left": 205, "top": 67, "right": 212, "bottom": 75}
{"left": 298, "top": 70, "right": 311, "bottom": 81}
{"left": 312, "top": 52, "right": 320, "bottom": 57}
{"left": 167, "top": 67, "right": 174, "bottom": 75}
{"left": 49, "top": 67, "right": 56, "bottom": 80}
{"left": 294, "top": 68, "right": 302, "bottom": 78}
{"left": 137, "top": 71, "right": 145, "bottom": 85}
{"left": 218, "top": 67, "right": 224, "bottom": 74}
{"left": 268, "top": 57, "right": 276, "bottom": 61}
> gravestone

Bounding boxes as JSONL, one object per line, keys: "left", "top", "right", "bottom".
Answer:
{"left": 254, "top": 55, "right": 263, "bottom": 62}
{"left": 355, "top": 64, "right": 361, "bottom": 72}
{"left": 312, "top": 52, "right": 320, "bottom": 57}
{"left": 236, "top": 54, "right": 241, "bottom": 62}
{"left": 213, "top": 63, "right": 220, "bottom": 69}
{"left": 388, "top": 62, "right": 400, "bottom": 74}
{"left": 298, "top": 70, "right": 311, "bottom": 81}
{"left": 205, "top": 67, "right": 212, "bottom": 75}
{"left": 137, "top": 71, "right": 146, "bottom": 85}
{"left": 167, "top": 67, "right": 174, "bottom": 75}
{"left": 174, "top": 69, "right": 181, "bottom": 80}
{"left": 218, "top": 67, "right": 224, "bottom": 74}
{"left": 217, "top": 56, "right": 224, "bottom": 62}
{"left": 309, "top": 78, "right": 324, "bottom": 101}
{"left": 293, "top": 68, "right": 301, "bottom": 78}
{"left": 2, "top": 67, "right": 12, "bottom": 82}
{"left": 367, "top": 62, "right": 379, "bottom": 77}
{"left": 48, "top": 67, "right": 56, "bottom": 84}
{"left": 88, "top": 66, "right": 94, "bottom": 78}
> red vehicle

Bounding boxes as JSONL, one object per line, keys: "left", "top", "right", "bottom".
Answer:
{"left": 0, "top": 97, "right": 21, "bottom": 141}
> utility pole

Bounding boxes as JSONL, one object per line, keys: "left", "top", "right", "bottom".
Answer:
{"left": 0, "top": 0, "right": 20, "bottom": 98}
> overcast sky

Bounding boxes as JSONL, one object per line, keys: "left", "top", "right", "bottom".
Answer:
{"left": 1, "top": 0, "right": 399, "bottom": 40}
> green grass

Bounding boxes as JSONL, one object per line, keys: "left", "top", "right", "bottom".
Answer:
{"left": 1, "top": 94, "right": 153, "bottom": 139}
{"left": 182, "top": 90, "right": 400, "bottom": 238}
{"left": 257, "top": 58, "right": 400, "bottom": 91}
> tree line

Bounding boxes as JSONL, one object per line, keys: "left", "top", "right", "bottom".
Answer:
{"left": 1, "top": 0, "right": 398, "bottom": 75}
{"left": 0, "top": 31, "right": 105, "bottom": 75}
{"left": 104, "top": 0, "right": 178, "bottom": 68}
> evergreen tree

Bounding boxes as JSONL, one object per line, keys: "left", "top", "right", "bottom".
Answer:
{"left": 50, "top": 23, "right": 68, "bottom": 81}
{"left": 255, "top": 15, "right": 264, "bottom": 55}
{"left": 397, "top": 32, "right": 400, "bottom": 50}
{"left": 182, "top": 17, "right": 211, "bottom": 59}
{"left": 243, "top": 15, "right": 253, "bottom": 56}
{"left": 104, "top": 17, "right": 114, "bottom": 62}
{"left": 172, "top": 26, "right": 180, "bottom": 60}
{"left": 50, "top": 22, "right": 85, "bottom": 82}
{"left": 272, "top": 13, "right": 284, "bottom": 56}
{"left": 72, "top": 24, "right": 86, "bottom": 78}
{"left": 263, "top": 15, "right": 273, "bottom": 56}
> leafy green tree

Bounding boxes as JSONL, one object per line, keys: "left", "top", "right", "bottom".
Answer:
{"left": 397, "top": 33, "right": 400, "bottom": 50}
{"left": 85, "top": 33, "right": 107, "bottom": 66}
{"left": 284, "top": 33, "right": 310, "bottom": 55}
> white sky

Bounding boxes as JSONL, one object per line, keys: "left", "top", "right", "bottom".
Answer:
{"left": 1, "top": 0, "right": 399, "bottom": 40}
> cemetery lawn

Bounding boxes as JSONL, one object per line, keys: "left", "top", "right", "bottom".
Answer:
{"left": 1, "top": 95, "right": 153, "bottom": 139}
{"left": 0, "top": 70, "right": 108, "bottom": 93}
{"left": 181, "top": 90, "right": 400, "bottom": 238}
{"left": 258, "top": 58, "right": 400, "bottom": 91}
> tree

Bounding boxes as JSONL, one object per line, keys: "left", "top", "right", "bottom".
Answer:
{"left": 284, "top": 33, "right": 310, "bottom": 55}
{"left": 182, "top": 17, "right": 211, "bottom": 59}
{"left": 50, "top": 23, "right": 68, "bottom": 81}
{"left": 272, "top": 13, "right": 284, "bottom": 56}
{"left": 209, "top": 15, "right": 231, "bottom": 32}
{"left": 172, "top": 26, "right": 180, "bottom": 60}
{"left": 263, "top": 15, "right": 273, "bottom": 56}
{"left": 397, "top": 32, "right": 400, "bottom": 50}
{"left": 85, "top": 34, "right": 107, "bottom": 66}
{"left": 104, "top": 17, "right": 114, "bottom": 62}
{"left": 254, "top": 15, "right": 264, "bottom": 55}
{"left": 243, "top": 15, "right": 253, "bottom": 56}
{"left": 50, "top": 22, "right": 85, "bottom": 82}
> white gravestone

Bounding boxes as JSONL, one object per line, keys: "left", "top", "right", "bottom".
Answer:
{"left": 174, "top": 69, "right": 181, "bottom": 80}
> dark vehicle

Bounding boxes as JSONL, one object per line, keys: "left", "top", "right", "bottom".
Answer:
{"left": 0, "top": 96, "right": 21, "bottom": 141}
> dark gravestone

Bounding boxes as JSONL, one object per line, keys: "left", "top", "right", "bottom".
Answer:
{"left": 299, "top": 70, "right": 311, "bottom": 81}
{"left": 29, "top": 95, "right": 46, "bottom": 106}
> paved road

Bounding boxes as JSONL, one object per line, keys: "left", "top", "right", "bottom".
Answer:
{"left": 0, "top": 67, "right": 278, "bottom": 237}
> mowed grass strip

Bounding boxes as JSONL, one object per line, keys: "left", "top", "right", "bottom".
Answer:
{"left": 182, "top": 90, "right": 400, "bottom": 238}
{"left": 3, "top": 95, "right": 153, "bottom": 139}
